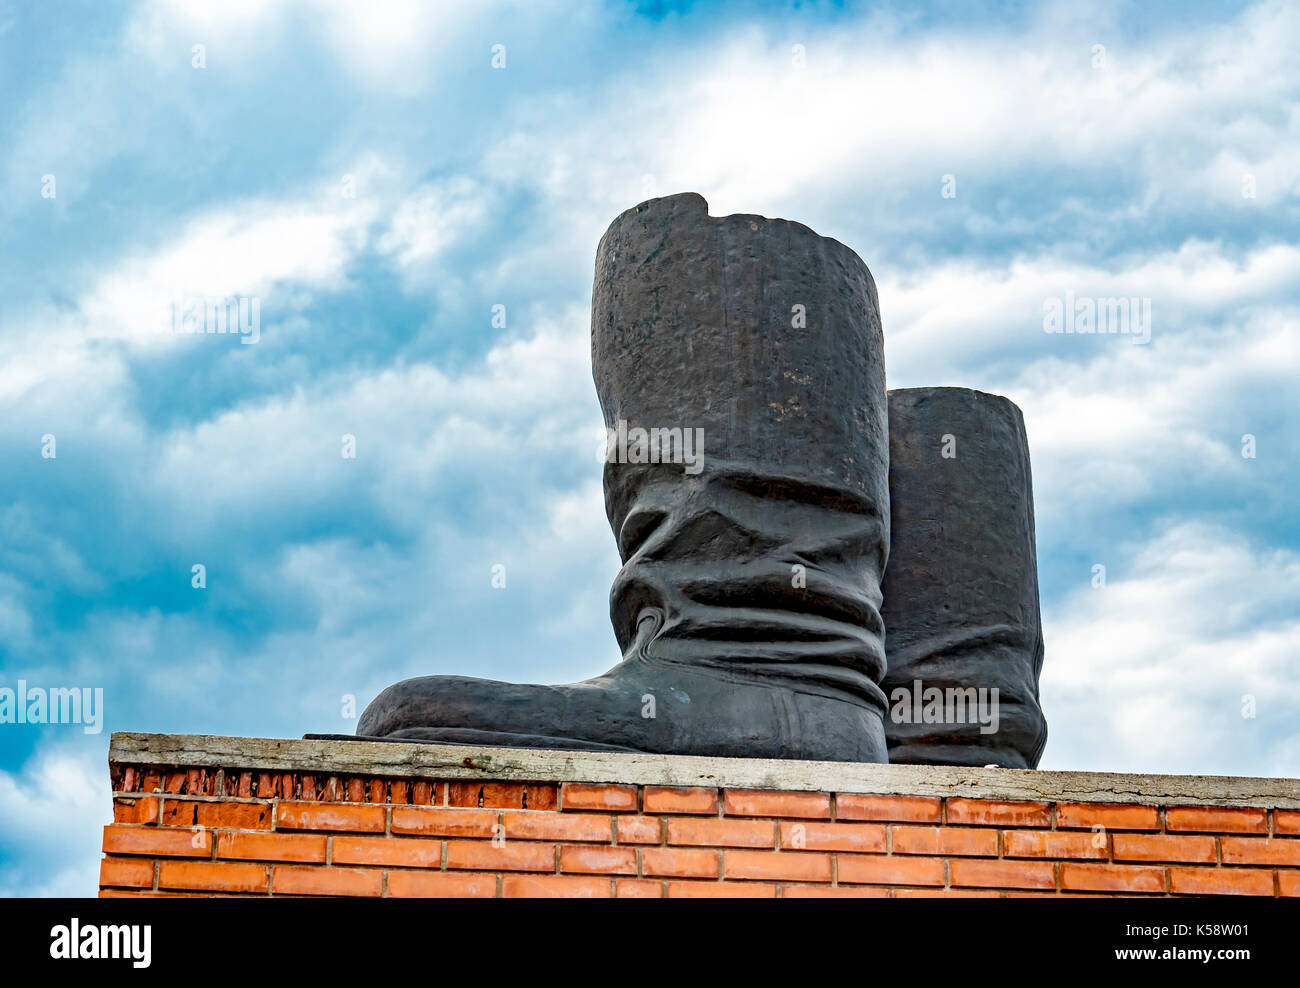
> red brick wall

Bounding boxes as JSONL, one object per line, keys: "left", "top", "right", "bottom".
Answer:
{"left": 100, "top": 762, "right": 1300, "bottom": 897}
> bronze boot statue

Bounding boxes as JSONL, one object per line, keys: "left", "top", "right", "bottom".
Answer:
{"left": 357, "top": 193, "right": 894, "bottom": 761}
{"left": 880, "top": 387, "right": 1048, "bottom": 768}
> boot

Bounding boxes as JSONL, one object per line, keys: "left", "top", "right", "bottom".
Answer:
{"left": 880, "top": 387, "right": 1048, "bottom": 768}
{"left": 356, "top": 192, "right": 894, "bottom": 762}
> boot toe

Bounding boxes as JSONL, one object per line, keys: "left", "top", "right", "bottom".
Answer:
{"left": 357, "top": 675, "right": 529, "bottom": 739}
{"left": 355, "top": 674, "right": 644, "bottom": 751}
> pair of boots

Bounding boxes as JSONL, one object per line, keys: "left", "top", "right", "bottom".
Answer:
{"left": 357, "top": 194, "right": 1047, "bottom": 768}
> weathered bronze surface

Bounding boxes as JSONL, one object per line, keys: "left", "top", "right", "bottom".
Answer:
{"left": 882, "top": 387, "right": 1048, "bottom": 768}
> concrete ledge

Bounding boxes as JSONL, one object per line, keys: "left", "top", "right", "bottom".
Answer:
{"left": 109, "top": 732, "right": 1300, "bottom": 809}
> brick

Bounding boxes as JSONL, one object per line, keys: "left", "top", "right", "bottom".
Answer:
{"left": 1113, "top": 834, "right": 1217, "bottom": 864}
{"left": 277, "top": 802, "right": 385, "bottom": 833}
{"left": 1166, "top": 806, "right": 1267, "bottom": 834}
{"left": 1055, "top": 802, "right": 1159, "bottom": 830}
{"left": 445, "top": 840, "right": 555, "bottom": 872}
{"left": 346, "top": 779, "right": 365, "bottom": 802}
{"left": 333, "top": 836, "right": 442, "bottom": 868}
{"left": 839, "top": 854, "right": 944, "bottom": 887}
{"left": 1061, "top": 863, "right": 1166, "bottom": 893}
{"left": 837, "top": 794, "right": 941, "bottom": 823}
{"left": 160, "top": 800, "right": 197, "bottom": 827}
{"left": 559, "top": 844, "right": 637, "bottom": 875}
{"left": 391, "top": 806, "right": 496, "bottom": 838}
{"left": 387, "top": 871, "right": 496, "bottom": 898}
{"left": 1169, "top": 867, "right": 1273, "bottom": 897}
{"left": 642, "top": 846, "right": 719, "bottom": 879}
{"left": 724, "top": 849, "right": 831, "bottom": 883}
{"left": 100, "top": 890, "right": 204, "bottom": 898}
{"left": 667, "top": 881, "right": 776, "bottom": 897}
{"left": 946, "top": 798, "right": 1050, "bottom": 827}
{"left": 503, "top": 811, "right": 611, "bottom": 843}
{"left": 1275, "top": 810, "right": 1300, "bottom": 835}
{"left": 616, "top": 879, "right": 663, "bottom": 897}
{"left": 1221, "top": 837, "right": 1300, "bottom": 866}
{"left": 502, "top": 875, "right": 611, "bottom": 897}
{"left": 779, "top": 821, "right": 886, "bottom": 853}
{"left": 449, "top": 782, "right": 555, "bottom": 810}
{"left": 1279, "top": 872, "right": 1300, "bottom": 897}
{"left": 158, "top": 860, "right": 269, "bottom": 894}
{"left": 217, "top": 831, "right": 327, "bottom": 863}
{"left": 893, "top": 826, "right": 998, "bottom": 857}
{"left": 643, "top": 786, "right": 718, "bottom": 815}
{"left": 950, "top": 858, "right": 1055, "bottom": 890}
{"left": 103, "top": 825, "right": 211, "bottom": 858}
{"left": 1003, "top": 830, "right": 1107, "bottom": 860}
{"left": 112, "top": 797, "right": 159, "bottom": 825}
{"left": 99, "top": 857, "right": 154, "bottom": 889}
{"left": 389, "top": 780, "right": 409, "bottom": 804}
{"left": 162, "top": 800, "right": 273, "bottom": 831}
{"left": 782, "top": 884, "right": 890, "bottom": 897}
{"left": 201, "top": 801, "right": 273, "bottom": 829}
{"left": 410, "top": 781, "right": 434, "bottom": 805}
{"left": 525, "top": 785, "right": 558, "bottom": 811}
{"left": 1003, "top": 891, "right": 1063, "bottom": 898}
{"left": 616, "top": 816, "right": 662, "bottom": 844}
{"left": 273, "top": 865, "right": 382, "bottom": 897}
{"left": 446, "top": 781, "right": 494, "bottom": 807}
{"left": 895, "top": 888, "right": 1003, "bottom": 898}
{"left": 561, "top": 783, "right": 637, "bottom": 812}
{"left": 724, "top": 789, "right": 830, "bottom": 819}
{"left": 666, "top": 817, "right": 775, "bottom": 849}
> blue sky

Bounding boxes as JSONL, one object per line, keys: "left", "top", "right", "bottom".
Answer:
{"left": 1, "top": 0, "right": 1297, "bottom": 896}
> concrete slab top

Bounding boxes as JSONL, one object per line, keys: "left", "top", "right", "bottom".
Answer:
{"left": 108, "top": 732, "right": 1300, "bottom": 809}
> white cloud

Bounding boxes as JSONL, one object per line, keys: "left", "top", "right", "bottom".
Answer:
{"left": 130, "top": 0, "right": 533, "bottom": 93}
{"left": 882, "top": 240, "right": 1300, "bottom": 376}
{"left": 861, "top": 239, "right": 1300, "bottom": 529}
{"left": 82, "top": 191, "right": 379, "bottom": 348}
{"left": 1041, "top": 523, "right": 1300, "bottom": 776}
{"left": 140, "top": 303, "right": 595, "bottom": 534}
{"left": 0, "top": 740, "right": 108, "bottom": 898}
{"left": 377, "top": 176, "right": 496, "bottom": 283}
{"left": 478, "top": 1, "right": 1300, "bottom": 227}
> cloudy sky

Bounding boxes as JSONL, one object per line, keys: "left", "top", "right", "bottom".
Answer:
{"left": 2, "top": 0, "right": 1297, "bottom": 896}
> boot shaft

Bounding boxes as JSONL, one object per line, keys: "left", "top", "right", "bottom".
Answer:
{"left": 591, "top": 194, "right": 891, "bottom": 703}
{"left": 881, "top": 387, "right": 1048, "bottom": 767}
{"left": 592, "top": 193, "right": 889, "bottom": 510}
